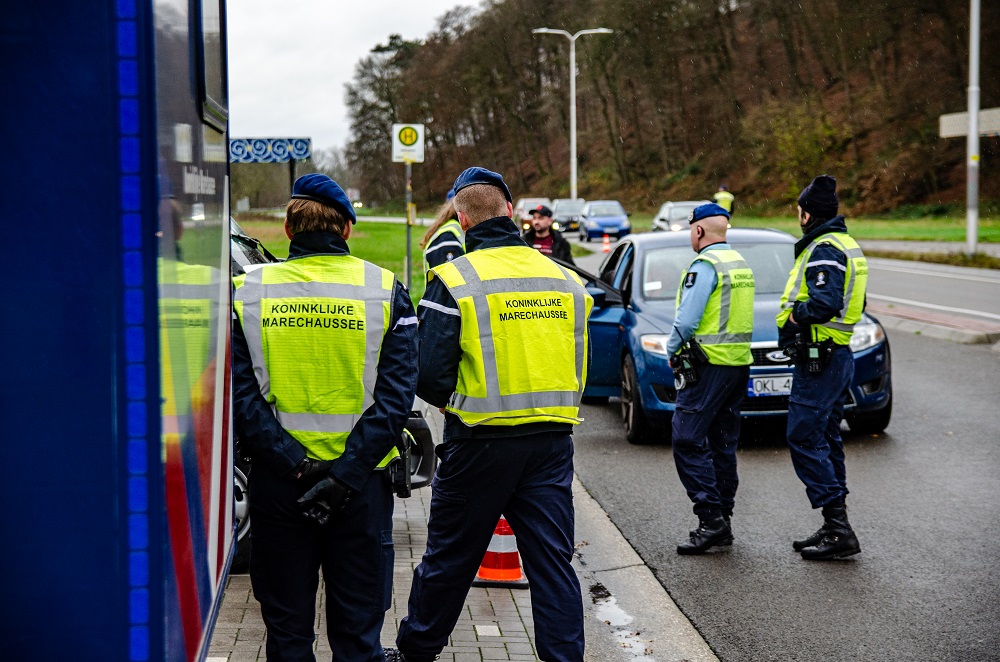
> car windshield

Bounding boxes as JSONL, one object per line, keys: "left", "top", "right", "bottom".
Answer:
{"left": 520, "top": 198, "right": 550, "bottom": 210}
{"left": 554, "top": 200, "right": 585, "bottom": 214}
{"left": 589, "top": 202, "right": 625, "bottom": 217}
{"left": 640, "top": 242, "right": 794, "bottom": 301}
{"left": 670, "top": 204, "right": 699, "bottom": 221}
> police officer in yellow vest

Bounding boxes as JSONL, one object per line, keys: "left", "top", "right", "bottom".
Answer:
{"left": 232, "top": 174, "right": 418, "bottom": 660}
{"left": 420, "top": 187, "right": 465, "bottom": 279}
{"left": 713, "top": 184, "right": 735, "bottom": 214}
{"left": 777, "top": 174, "right": 866, "bottom": 561}
{"left": 664, "top": 203, "right": 755, "bottom": 555}
{"left": 390, "top": 167, "right": 592, "bottom": 662}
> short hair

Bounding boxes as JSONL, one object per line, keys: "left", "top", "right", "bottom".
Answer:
{"left": 285, "top": 198, "right": 349, "bottom": 236}
{"left": 454, "top": 184, "right": 507, "bottom": 226}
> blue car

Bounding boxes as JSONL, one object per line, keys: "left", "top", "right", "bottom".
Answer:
{"left": 579, "top": 200, "right": 633, "bottom": 241}
{"left": 567, "top": 228, "right": 892, "bottom": 443}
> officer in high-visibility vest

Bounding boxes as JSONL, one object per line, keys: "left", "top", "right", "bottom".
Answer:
{"left": 232, "top": 174, "right": 418, "bottom": 659}
{"left": 420, "top": 187, "right": 465, "bottom": 279}
{"left": 713, "top": 184, "right": 735, "bottom": 214}
{"left": 389, "top": 167, "right": 592, "bottom": 662}
{"left": 664, "top": 202, "right": 755, "bottom": 555}
{"left": 777, "top": 174, "right": 866, "bottom": 561}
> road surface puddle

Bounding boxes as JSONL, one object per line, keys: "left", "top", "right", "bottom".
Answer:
{"left": 589, "top": 582, "right": 656, "bottom": 660}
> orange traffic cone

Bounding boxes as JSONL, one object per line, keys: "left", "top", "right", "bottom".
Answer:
{"left": 602, "top": 234, "right": 611, "bottom": 252}
{"left": 472, "top": 516, "right": 529, "bottom": 589}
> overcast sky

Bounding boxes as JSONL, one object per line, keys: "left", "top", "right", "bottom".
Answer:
{"left": 228, "top": 0, "right": 471, "bottom": 151}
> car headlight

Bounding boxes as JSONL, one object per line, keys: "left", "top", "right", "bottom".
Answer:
{"left": 670, "top": 223, "right": 682, "bottom": 231}
{"left": 587, "top": 220, "right": 600, "bottom": 229}
{"left": 621, "top": 219, "right": 631, "bottom": 229}
{"left": 640, "top": 334, "right": 672, "bottom": 356}
{"left": 553, "top": 221, "right": 561, "bottom": 231}
{"left": 849, "top": 318, "right": 885, "bottom": 352}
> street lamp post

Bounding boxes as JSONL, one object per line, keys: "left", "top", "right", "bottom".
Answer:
{"left": 532, "top": 27, "right": 613, "bottom": 200}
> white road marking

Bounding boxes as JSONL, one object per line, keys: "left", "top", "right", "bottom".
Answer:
{"left": 869, "top": 262, "right": 1000, "bottom": 284}
{"left": 868, "top": 293, "right": 1000, "bottom": 321}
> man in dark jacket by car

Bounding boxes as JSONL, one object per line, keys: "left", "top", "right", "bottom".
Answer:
{"left": 522, "top": 204, "right": 575, "bottom": 265}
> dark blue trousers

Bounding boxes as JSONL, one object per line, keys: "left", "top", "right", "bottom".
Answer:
{"left": 786, "top": 344, "right": 854, "bottom": 508}
{"left": 396, "top": 433, "right": 584, "bottom": 662}
{"left": 671, "top": 364, "right": 750, "bottom": 520}
{"left": 249, "top": 464, "right": 394, "bottom": 662}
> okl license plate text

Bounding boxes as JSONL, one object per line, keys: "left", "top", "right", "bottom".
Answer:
{"left": 748, "top": 374, "right": 793, "bottom": 397}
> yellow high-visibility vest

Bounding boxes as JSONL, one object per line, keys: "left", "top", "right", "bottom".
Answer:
{"left": 431, "top": 245, "right": 593, "bottom": 427}
{"left": 777, "top": 232, "right": 868, "bottom": 345}
{"left": 423, "top": 219, "right": 465, "bottom": 279}
{"left": 234, "top": 255, "right": 398, "bottom": 464}
{"left": 675, "top": 248, "right": 754, "bottom": 366}
{"left": 713, "top": 190, "right": 735, "bottom": 212}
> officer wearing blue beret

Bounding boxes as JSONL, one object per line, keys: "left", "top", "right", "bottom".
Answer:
{"left": 666, "top": 203, "right": 756, "bottom": 554}
{"left": 232, "top": 173, "right": 419, "bottom": 659}
{"left": 777, "top": 175, "right": 867, "bottom": 560}
{"left": 388, "top": 167, "right": 592, "bottom": 662}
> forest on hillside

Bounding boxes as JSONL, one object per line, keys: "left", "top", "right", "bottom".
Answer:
{"left": 336, "top": 0, "right": 999, "bottom": 214}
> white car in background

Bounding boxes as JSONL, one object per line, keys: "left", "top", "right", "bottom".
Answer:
{"left": 513, "top": 197, "right": 553, "bottom": 230}
{"left": 652, "top": 200, "right": 712, "bottom": 232}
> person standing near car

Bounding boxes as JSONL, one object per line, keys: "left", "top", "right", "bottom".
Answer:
{"left": 713, "top": 184, "right": 735, "bottom": 214}
{"left": 664, "top": 202, "right": 755, "bottom": 555}
{"left": 232, "top": 173, "right": 418, "bottom": 660}
{"left": 777, "top": 174, "right": 867, "bottom": 561}
{"left": 421, "top": 187, "right": 465, "bottom": 278}
{"left": 388, "top": 167, "right": 592, "bottom": 662}
{"left": 522, "top": 204, "right": 576, "bottom": 265}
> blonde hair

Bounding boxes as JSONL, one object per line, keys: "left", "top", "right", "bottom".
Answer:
{"left": 285, "top": 199, "right": 350, "bottom": 236}
{"left": 421, "top": 200, "right": 458, "bottom": 248}
{"left": 453, "top": 184, "right": 508, "bottom": 226}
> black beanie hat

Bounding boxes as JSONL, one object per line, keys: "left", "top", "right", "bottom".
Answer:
{"left": 798, "top": 175, "right": 839, "bottom": 219}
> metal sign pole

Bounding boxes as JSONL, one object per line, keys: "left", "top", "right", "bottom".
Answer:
{"left": 405, "top": 160, "right": 413, "bottom": 291}
{"left": 966, "top": 0, "right": 981, "bottom": 255}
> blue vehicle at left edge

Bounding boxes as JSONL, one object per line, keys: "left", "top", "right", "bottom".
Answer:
{"left": 565, "top": 229, "right": 892, "bottom": 444}
{"left": 2, "top": 1, "right": 235, "bottom": 660}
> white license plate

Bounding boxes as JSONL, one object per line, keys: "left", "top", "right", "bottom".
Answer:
{"left": 748, "top": 374, "right": 793, "bottom": 397}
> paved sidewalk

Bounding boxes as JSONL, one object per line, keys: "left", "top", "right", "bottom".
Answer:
{"left": 207, "top": 474, "right": 716, "bottom": 662}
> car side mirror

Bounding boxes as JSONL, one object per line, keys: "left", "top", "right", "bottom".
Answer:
{"left": 626, "top": 211, "right": 632, "bottom": 217}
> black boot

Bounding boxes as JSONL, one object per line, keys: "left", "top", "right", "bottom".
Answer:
{"left": 692, "top": 515, "right": 731, "bottom": 538}
{"left": 678, "top": 516, "right": 733, "bottom": 555}
{"left": 792, "top": 524, "right": 829, "bottom": 552}
{"left": 800, "top": 504, "right": 861, "bottom": 560}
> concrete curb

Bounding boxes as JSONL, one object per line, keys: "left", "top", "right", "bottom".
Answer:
{"left": 993, "top": 339, "right": 1000, "bottom": 354}
{"left": 573, "top": 478, "right": 718, "bottom": 662}
{"left": 875, "top": 314, "right": 1000, "bottom": 345}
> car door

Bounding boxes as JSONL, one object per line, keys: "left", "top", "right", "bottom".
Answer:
{"left": 586, "top": 244, "right": 633, "bottom": 391}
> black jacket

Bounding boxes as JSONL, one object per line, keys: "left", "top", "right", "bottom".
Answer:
{"left": 232, "top": 231, "right": 419, "bottom": 492}
{"left": 521, "top": 227, "right": 575, "bottom": 266}
{"left": 417, "top": 217, "right": 574, "bottom": 440}
{"left": 779, "top": 216, "right": 865, "bottom": 347}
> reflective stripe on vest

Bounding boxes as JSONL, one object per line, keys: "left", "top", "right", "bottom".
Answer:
{"left": 234, "top": 257, "right": 397, "bottom": 464}
{"left": 432, "top": 246, "right": 593, "bottom": 427}
{"left": 777, "top": 232, "right": 868, "bottom": 345}
{"left": 424, "top": 219, "right": 465, "bottom": 278}
{"left": 674, "top": 249, "right": 754, "bottom": 366}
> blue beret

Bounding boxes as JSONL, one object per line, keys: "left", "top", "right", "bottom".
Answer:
{"left": 451, "top": 167, "right": 512, "bottom": 203}
{"left": 445, "top": 187, "right": 456, "bottom": 201}
{"left": 689, "top": 202, "right": 731, "bottom": 223}
{"left": 291, "top": 173, "right": 357, "bottom": 224}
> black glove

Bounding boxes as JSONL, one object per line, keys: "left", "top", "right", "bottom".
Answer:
{"left": 287, "top": 457, "right": 334, "bottom": 481}
{"left": 297, "top": 476, "right": 351, "bottom": 526}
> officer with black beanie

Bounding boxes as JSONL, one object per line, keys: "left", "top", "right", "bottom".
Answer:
{"left": 776, "top": 174, "right": 869, "bottom": 560}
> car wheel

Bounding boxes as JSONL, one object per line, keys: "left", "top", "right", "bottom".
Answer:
{"left": 231, "top": 450, "right": 252, "bottom": 574}
{"left": 621, "top": 355, "right": 655, "bottom": 444}
{"left": 581, "top": 395, "right": 610, "bottom": 405}
{"left": 846, "top": 393, "right": 892, "bottom": 435}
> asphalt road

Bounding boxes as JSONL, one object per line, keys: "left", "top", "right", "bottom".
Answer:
{"left": 572, "top": 330, "right": 1000, "bottom": 660}
{"left": 865, "top": 257, "right": 1000, "bottom": 321}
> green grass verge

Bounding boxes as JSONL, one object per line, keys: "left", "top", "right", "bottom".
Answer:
{"left": 236, "top": 218, "right": 428, "bottom": 302}
{"left": 863, "top": 250, "right": 1000, "bottom": 270}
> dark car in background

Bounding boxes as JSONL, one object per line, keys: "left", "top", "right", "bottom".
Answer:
{"left": 229, "top": 219, "right": 439, "bottom": 571}
{"left": 565, "top": 228, "right": 892, "bottom": 443}
{"left": 552, "top": 198, "right": 586, "bottom": 232}
{"left": 579, "top": 200, "right": 632, "bottom": 241}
